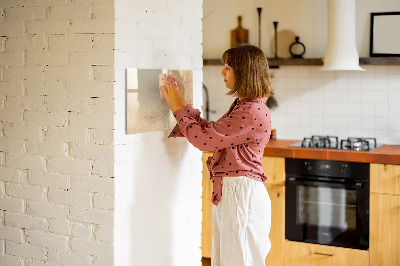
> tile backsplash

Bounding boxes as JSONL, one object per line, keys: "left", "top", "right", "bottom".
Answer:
{"left": 203, "top": 65, "right": 400, "bottom": 145}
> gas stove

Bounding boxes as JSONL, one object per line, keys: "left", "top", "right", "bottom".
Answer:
{"left": 289, "top": 135, "right": 381, "bottom": 151}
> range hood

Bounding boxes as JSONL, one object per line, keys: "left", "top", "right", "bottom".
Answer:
{"left": 320, "top": 0, "right": 365, "bottom": 71}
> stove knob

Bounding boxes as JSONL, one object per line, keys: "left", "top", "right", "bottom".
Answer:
{"left": 340, "top": 164, "right": 347, "bottom": 174}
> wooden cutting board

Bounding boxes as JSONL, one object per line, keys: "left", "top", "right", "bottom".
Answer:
{"left": 231, "top": 16, "right": 249, "bottom": 48}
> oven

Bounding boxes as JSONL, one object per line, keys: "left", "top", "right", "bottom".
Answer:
{"left": 285, "top": 158, "right": 370, "bottom": 250}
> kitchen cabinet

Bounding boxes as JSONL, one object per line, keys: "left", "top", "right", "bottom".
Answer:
{"left": 370, "top": 163, "right": 400, "bottom": 266}
{"left": 201, "top": 153, "right": 286, "bottom": 266}
{"left": 202, "top": 152, "right": 213, "bottom": 258}
{"left": 284, "top": 241, "right": 369, "bottom": 266}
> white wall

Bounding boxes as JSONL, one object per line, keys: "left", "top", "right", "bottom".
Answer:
{"left": 0, "top": 0, "right": 115, "bottom": 265}
{"left": 113, "top": 0, "right": 203, "bottom": 265}
{"left": 203, "top": 0, "right": 400, "bottom": 145}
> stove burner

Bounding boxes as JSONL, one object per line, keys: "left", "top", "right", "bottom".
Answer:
{"left": 340, "top": 137, "right": 377, "bottom": 151}
{"left": 294, "top": 136, "right": 378, "bottom": 151}
{"left": 301, "top": 135, "right": 339, "bottom": 149}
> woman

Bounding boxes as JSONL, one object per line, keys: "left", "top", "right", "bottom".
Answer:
{"left": 161, "top": 44, "right": 273, "bottom": 266}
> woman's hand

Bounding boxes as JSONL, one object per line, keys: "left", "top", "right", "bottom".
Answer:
{"left": 160, "top": 76, "right": 184, "bottom": 113}
{"left": 175, "top": 77, "right": 187, "bottom": 108}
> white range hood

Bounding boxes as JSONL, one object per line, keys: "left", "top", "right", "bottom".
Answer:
{"left": 320, "top": 0, "right": 365, "bottom": 71}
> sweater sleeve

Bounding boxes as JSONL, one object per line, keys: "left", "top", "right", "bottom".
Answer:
{"left": 168, "top": 104, "right": 211, "bottom": 138}
{"left": 172, "top": 106, "right": 257, "bottom": 152}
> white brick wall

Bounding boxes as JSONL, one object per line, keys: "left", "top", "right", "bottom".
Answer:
{"left": 114, "top": 0, "right": 203, "bottom": 265}
{"left": 0, "top": 0, "right": 115, "bottom": 265}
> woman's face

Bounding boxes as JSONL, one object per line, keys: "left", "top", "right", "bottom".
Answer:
{"left": 220, "top": 64, "right": 235, "bottom": 89}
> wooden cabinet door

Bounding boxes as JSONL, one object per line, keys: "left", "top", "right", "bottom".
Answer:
{"left": 370, "top": 193, "right": 400, "bottom": 266}
{"left": 202, "top": 152, "right": 213, "bottom": 258}
{"left": 264, "top": 184, "right": 284, "bottom": 266}
{"left": 370, "top": 163, "right": 400, "bottom": 195}
{"left": 284, "top": 241, "right": 369, "bottom": 266}
{"left": 262, "top": 156, "right": 285, "bottom": 186}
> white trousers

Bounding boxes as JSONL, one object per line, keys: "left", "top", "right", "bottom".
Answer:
{"left": 211, "top": 176, "right": 271, "bottom": 266}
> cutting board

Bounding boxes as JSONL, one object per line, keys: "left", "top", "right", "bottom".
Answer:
{"left": 231, "top": 16, "right": 249, "bottom": 48}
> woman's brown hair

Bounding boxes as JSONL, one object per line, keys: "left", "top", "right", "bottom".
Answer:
{"left": 221, "top": 44, "right": 273, "bottom": 99}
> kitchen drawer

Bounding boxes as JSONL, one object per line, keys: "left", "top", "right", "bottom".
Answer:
{"left": 284, "top": 240, "right": 369, "bottom": 266}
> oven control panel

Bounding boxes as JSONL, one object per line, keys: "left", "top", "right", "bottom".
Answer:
{"left": 286, "top": 158, "right": 369, "bottom": 180}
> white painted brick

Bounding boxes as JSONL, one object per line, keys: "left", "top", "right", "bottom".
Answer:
{"left": 3, "top": 66, "right": 44, "bottom": 81}
{"left": 27, "top": 21, "right": 69, "bottom": 35}
{"left": 92, "top": 3, "right": 114, "bottom": 20}
{"left": 0, "top": 153, "right": 5, "bottom": 166}
{"left": 5, "top": 212, "right": 48, "bottom": 231}
{"left": 71, "top": 222, "right": 92, "bottom": 239}
{"left": 69, "top": 19, "right": 114, "bottom": 34}
{"left": 93, "top": 253, "right": 113, "bottom": 266}
{"left": 49, "top": 35, "right": 93, "bottom": 52}
{"left": 5, "top": 36, "right": 47, "bottom": 52}
{"left": 70, "top": 144, "right": 113, "bottom": 161}
{"left": 6, "top": 183, "right": 46, "bottom": 201}
{"left": 0, "top": 37, "right": 5, "bottom": 52}
{"left": 47, "top": 158, "right": 92, "bottom": 176}
{"left": 0, "top": 81, "right": 24, "bottom": 96}
{"left": 70, "top": 175, "right": 113, "bottom": 195}
{"left": 28, "top": 171, "right": 69, "bottom": 189}
{"left": 69, "top": 207, "right": 113, "bottom": 226}
{"left": 0, "top": 255, "right": 23, "bottom": 266}
{"left": 44, "top": 66, "right": 91, "bottom": 82}
{"left": 0, "top": 226, "right": 23, "bottom": 243}
{"left": 6, "top": 153, "right": 46, "bottom": 171}
{"left": 93, "top": 66, "right": 114, "bottom": 82}
{"left": 92, "top": 160, "right": 113, "bottom": 177}
{"left": 21, "top": 0, "right": 69, "bottom": 6}
{"left": 24, "top": 111, "right": 68, "bottom": 127}
{"left": 48, "top": 188, "right": 91, "bottom": 208}
{"left": 0, "top": 211, "right": 4, "bottom": 226}
{"left": 46, "top": 127, "right": 88, "bottom": 144}
{"left": 0, "top": 52, "right": 24, "bottom": 66}
{"left": 77, "top": 97, "right": 115, "bottom": 114}
{"left": 70, "top": 237, "right": 113, "bottom": 257}
{"left": 4, "top": 125, "right": 43, "bottom": 141}
{"left": 69, "top": 112, "right": 114, "bottom": 129}
{"left": 24, "top": 259, "right": 48, "bottom": 266}
{"left": 26, "top": 51, "right": 68, "bottom": 66}
{"left": 0, "top": 197, "right": 24, "bottom": 212}
{"left": 27, "top": 200, "right": 69, "bottom": 219}
{"left": 69, "top": 51, "right": 113, "bottom": 66}
{"left": 0, "top": 138, "right": 26, "bottom": 155}
{"left": 48, "top": 4, "right": 91, "bottom": 20}
{"left": 0, "top": 181, "right": 4, "bottom": 197}
{"left": 26, "top": 140, "right": 67, "bottom": 157}
{"left": 6, "top": 241, "right": 46, "bottom": 261}
{"left": 94, "top": 225, "right": 112, "bottom": 243}
{"left": 0, "top": 22, "right": 24, "bottom": 36}
{"left": 69, "top": 81, "right": 114, "bottom": 98}
{"left": 4, "top": 96, "right": 46, "bottom": 111}
{"left": 47, "top": 249, "right": 91, "bottom": 266}
{"left": 4, "top": 6, "right": 46, "bottom": 22}
{"left": 48, "top": 219, "right": 71, "bottom": 236}
{"left": 25, "top": 229, "right": 68, "bottom": 251}
{"left": 92, "top": 34, "right": 114, "bottom": 50}
{"left": 42, "top": 96, "right": 80, "bottom": 112}
{"left": 93, "top": 194, "right": 113, "bottom": 210}
{"left": 0, "top": 110, "right": 23, "bottom": 124}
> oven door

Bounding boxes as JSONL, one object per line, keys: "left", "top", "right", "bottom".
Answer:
{"left": 285, "top": 177, "right": 369, "bottom": 250}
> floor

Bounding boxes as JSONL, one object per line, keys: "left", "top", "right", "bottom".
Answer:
{"left": 202, "top": 257, "right": 211, "bottom": 266}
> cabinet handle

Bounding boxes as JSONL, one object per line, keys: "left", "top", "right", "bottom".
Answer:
{"left": 314, "top": 252, "right": 335, "bottom": 257}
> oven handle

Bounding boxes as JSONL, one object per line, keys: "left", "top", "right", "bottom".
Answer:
{"left": 286, "top": 177, "right": 364, "bottom": 189}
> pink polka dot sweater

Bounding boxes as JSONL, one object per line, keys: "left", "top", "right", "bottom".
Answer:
{"left": 168, "top": 97, "right": 272, "bottom": 206}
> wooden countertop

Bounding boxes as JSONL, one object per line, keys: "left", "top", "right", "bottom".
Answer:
{"left": 263, "top": 139, "right": 400, "bottom": 165}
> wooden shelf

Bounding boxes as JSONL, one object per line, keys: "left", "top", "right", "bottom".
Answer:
{"left": 203, "top": 57, "right": 400, "bottom": 67}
